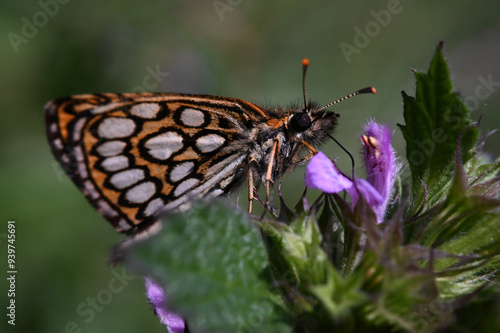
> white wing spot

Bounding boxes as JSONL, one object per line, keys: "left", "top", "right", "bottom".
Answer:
{"left": 73, "top": 118, "right": 86, "bottom": 141}
{"left": 173, "top": 178, "right": 200, "bottom": 197}
{"left": 196, "top": 134, "right": 225, "bottom": 153}
{"left": 144, "top": 131, "right": 183, "bottom": 160}
{"left": 90, "top": 102, "right": 121, "bottom": 115}
{"left": 78, "top": 159, "right": 88, "bottom": 179}
{"left": 110, "top": 169, "right": 145, "bottom": 189}
{"left": 74, "top": 146, "right": 84, "bottom": 162}
{"left": 98, "top": 118, "right": 136, "bottom": 139}
{"left": 144, "top": 198, "right": 165, "bottom": 216}
{"left": 117, "top": 219, "right": 131, "bottom": 231}
{"left": 180, "top": 108, "right": 205, "bottom": 127}
{"left": 52, "top": 138, "right": 63, "bottom": 150}
{"left": 130, "top": 103, "right": 160, "bottom": 119}
{"left": 126, "top": 181, "right": 156, "bottom": 204}
{"left": 96, "top": 198, "right": 118, "bottom": 217}
{"left": 96, "top": 140, "right": 127, "bottom": 157}
{"left": 84, "top": 180, "right": 99, "bottom": 199}
{"left": 170, "top": 162, "right": 195, "bottom": 182}
{"left": 101, "top": 155, "right": 129, "bottom": 172}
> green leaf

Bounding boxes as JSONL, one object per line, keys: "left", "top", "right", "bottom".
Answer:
{"left": 415, "top": 152, "right": 500, "bottom": 298}
{"left": 398, "top": 42, "right": 479, "bottom": 213}
{"left": 257, "top": 213, "right": 329, "bottom": 311}
{"left": 125, "top": 201, "right": 291, "bottom": 333}
{"left": 420, "top": 151, "right": 500, "bottom": 250}
{"left": 309, "top": 264, "right": 365, "bottom": 320}
{"left": 257, "top": 210, "right": 366, "bottom": 330}
{"left": 258, "top": 212, "right": 328, "bottom": 285}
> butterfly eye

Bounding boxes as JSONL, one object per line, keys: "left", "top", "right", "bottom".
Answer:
{"left": 290, "top": 112, "right": 311, "bottom": 132}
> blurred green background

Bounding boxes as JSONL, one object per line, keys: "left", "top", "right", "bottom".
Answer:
{"left": 1, "top": 1, "right": 499, "bottom": 332}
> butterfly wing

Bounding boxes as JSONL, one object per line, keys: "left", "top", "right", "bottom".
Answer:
{"left": 46, "top": 93, "right": 266, "bottom": 233}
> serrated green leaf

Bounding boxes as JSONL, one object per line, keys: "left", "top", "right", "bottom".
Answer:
{"left": 309, "top": 264, "right": 365, "bottom": 320}
{"left": 414, "top": 152, "right": 500, "bottom": 298}
{"left": 125, "top": 201, "right": 291, "bottom": 333}
{"left": 398, "top": 42, "right": 479, "bottom": 213}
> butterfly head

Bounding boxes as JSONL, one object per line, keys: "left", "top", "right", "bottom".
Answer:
{"left": 285, "top": 105, "right": 339, "bottom": 146}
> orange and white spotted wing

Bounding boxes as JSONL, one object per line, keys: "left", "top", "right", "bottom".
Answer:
{"left": 45, "top": 93, "right": 267, "bottom": 234}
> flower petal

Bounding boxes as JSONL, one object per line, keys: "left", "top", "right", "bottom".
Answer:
{"left": 145, "top": 278, "right": 185, "bottom": 333}
{"left": 305, "top": 152, "right": 353, "bottom": 193}
{"left": 346, "top": 178, "right": 384, "bottom": 208}
{"left": 361, "top": 121, "right": 397, "bottom": 200}
{"left": 360, "top": 121, "right": 398, "bottom": 222}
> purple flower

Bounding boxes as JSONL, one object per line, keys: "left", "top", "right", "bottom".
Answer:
{"left": 359, "top": 121, "right": 397, "bottom": 221}
{"left": 145, "top": 277, "right": 185, "bottom": 332}
{"left": 304, "top": 151, "right": 353, "bottom": 193}
{"left": 305, "top": 120, "right": 397, "bottom": 223}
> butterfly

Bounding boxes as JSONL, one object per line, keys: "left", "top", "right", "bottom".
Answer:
{"left": 46, "top": 59, "right": 375, "bottom": 235}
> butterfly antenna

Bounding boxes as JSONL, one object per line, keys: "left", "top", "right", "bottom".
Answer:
{"left": 327, "top": 133, "right": 356, "bottom": 180}
{"left": 318, "top": 86, "right": 376, "bottom": 112}
{"left": 302, "top": 58, "right": 309, "bottom": 113}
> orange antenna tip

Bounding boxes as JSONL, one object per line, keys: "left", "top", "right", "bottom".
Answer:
{"left": 301, "top": 58, "right": 310, "bottom": 111}
{"left": 317, "top": 86, "right": 377, "bottom": 111}
{"left": 356, "top": 87, "right": 377, "bottom": 95}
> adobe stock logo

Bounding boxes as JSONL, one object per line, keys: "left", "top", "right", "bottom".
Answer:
{"left": 7, "top": 0, "right": 71, "bottom": 54}
{"left": 464, "top": 74, "right": 500, "bottom": 112}
{"left": 213, "top": 0, "right": 243, "bottom": 22}
{"left": 339, "top": 0, "right": 408, "bottom": 64}
{"left": 49, "top": 267, "right": 136, "bottom": 333}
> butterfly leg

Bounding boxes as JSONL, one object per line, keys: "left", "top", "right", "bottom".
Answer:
{"left": 247, "top": 156, "right": 260, "bottom": 213}
{"left": 296, "top": 140, "right": 318, "bottom": 163}
{"left": 265, "top": 140, "right": 279, "bottom": 206}
{"left": 248, "top": 165, "right": 254, "bottom": 213}
{"left": 300, "top": 140, "right": 318, "bottom": 160}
